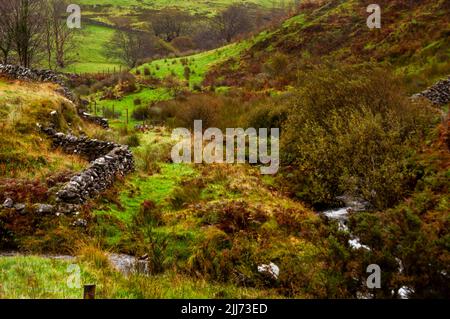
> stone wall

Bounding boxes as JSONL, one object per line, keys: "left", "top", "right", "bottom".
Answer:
{"left": 0, "top": 64, "right": 130, "bottom": 221}
{"left": 413, "top": 76, "right": 450, "bottom": 106}
{"left": 42, "top": 127, "right": 134, "bottom": 205}
{"left": 56, "top": 146, "right": 134, "bottom": 204}
{"left": 79, "top": 111, "right": 110, "bottom": 129}
{"left": 0, "top": 64, "right": 76, "bottom": 103}
{"left": 43, "top": 127, "right": 118, "bottom": 161}
{"left": 0, "top": 64, "right": 110, "bottom": 129}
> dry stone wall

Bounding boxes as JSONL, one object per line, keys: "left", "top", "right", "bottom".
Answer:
{"left": 0, "top": 64, "right": 110, "bottom": 129}
{"left": 413, "top": 76, "right": 450, "bottom": 106}
{"left": 42, "top": 127, "right": 134, "bottom": 205}
{"left": 0, "top": 64, "right": 133, "bottom": 217}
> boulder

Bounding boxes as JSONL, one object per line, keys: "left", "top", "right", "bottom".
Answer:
{"left": 3, "top": 198, "right": 14, "bottom": 209}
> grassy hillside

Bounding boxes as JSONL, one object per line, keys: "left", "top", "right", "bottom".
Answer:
{"left": 64, "top": 24, "right": 122, "bottom": 74}
{"left": 90, "top": 42, "right": 252, "bottom": 130}
{"left": 136, "top": 42, "right": 250, "bottom": 87}
{"left": 0, "top": 254, "right": 281, "bottom": 298}
{"left": 205, "top": 0, "right": 450, "bottom": 92}
{"left": 64, "top": 0, "right": 292, "bottom": 75}
{"left": 0, "top": 78, "right": 89, "bottom": 179}
{"left": 78, "top": 0, "right": 292, "bottom": 16}
{"left": 1, "top": 0, "right": 448, "bottom": 300}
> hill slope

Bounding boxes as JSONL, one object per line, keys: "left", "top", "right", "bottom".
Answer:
{"left": 205, "top": 0, "right": 450, "bottom": 92}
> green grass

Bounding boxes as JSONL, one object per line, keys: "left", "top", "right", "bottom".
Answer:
{"left": 64, "top": 24, "right": 122, "bottom": 74}
{"left": 0, "top": 255, "right": 282, "bottom": 298}
{"left": 93, "top": 87, "right": 171, "bottom": 128}
{"left": 0, "top": 256, "right": 86, "bottom": 299}
{"left": 95, "top": 163, "right": 196, "bottom": 225}
{"left": 136, "top": 41, "right": 249, "bottom": 87}
{"left": 78, "top": 0, "right": 291, "bottom": 16}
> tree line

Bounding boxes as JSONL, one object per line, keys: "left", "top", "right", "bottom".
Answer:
{"left": 0, "top": 0, "right": 75, "bottom": 69}
{"left": 108, "top": 3, "right": 294, "bottom": 68}
{"left": 0, "top": 1, "right": 297, "bottom": 70}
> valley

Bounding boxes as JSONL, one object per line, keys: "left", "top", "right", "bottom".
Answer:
{"left": 0, "top": 0, "right": 449, "bottom": 300}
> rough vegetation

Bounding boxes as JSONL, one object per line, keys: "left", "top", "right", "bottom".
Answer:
{"left": 0, "top": 0, "right": 449, "bottom": 300}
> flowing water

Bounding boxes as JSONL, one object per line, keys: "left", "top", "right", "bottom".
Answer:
{"left": 321, "top": 199, "right": 413, "bottom": 299}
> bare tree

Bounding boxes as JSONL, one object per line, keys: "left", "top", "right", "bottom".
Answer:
{"left": 0, "top": 2, "right": 15, "bottom": 64}
{"left": 10, "top": 0, "right": 45, "bottom": 68}
{"left": 43, "top": 0, "right": 75, "bottom": 69}
{"left": 106, "top": 30, "right": 155, "bottom": 68}
{"left": 213, "top": 4, "right": 252, "bottom": 43}
{"left": 151, "top": 9, "right": 189, "bottom": 42}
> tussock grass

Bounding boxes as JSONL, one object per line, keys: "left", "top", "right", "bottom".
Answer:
{"left": 0, "top": 79, "right": 88, "bottom": 179}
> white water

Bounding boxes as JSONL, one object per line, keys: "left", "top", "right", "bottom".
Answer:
{"left": 322, "top": 206, "right": 370, "bottom": 251}
{"left": 322, "top": 203, "right": 414, "bottom": 299}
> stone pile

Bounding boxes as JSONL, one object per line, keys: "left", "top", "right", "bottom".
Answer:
{"left": 56, "top": 146, "right": 134, "bottom": 204}
{"left": 42, "top": 127, "right": 119, "bottom": 161}
{"left": 79, "top": 111, "right": 109, "bottom": 129}
{"left": 413, "top": 76, "right": 450, "bottom": 106}
{"left": 41, "top": 128, "right": 134, "bottom": 204}
{"left": 0, "top": 64, "right": 76, "bottom": 103}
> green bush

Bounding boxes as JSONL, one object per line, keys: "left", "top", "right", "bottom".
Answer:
{"left": 169, "top": 178, "right": 205, "bottom": 209}
{"left": 281, "top": 64, "right": 439, "bottom": 209}
{"left": 133, "top": 200, "right": 163, "bottom": 227}
{"left": 135, "top": 143, "right": 172, "bottom": 174}
{"left": 125, "top": 134, "right": 140, "bottom": 147}
{"left": 132, "top": 105, "right": 151, "bottom": 121}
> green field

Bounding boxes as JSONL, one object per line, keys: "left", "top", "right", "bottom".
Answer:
{"left": 64, "top": 24, "right": 122, "bottom": 74}
{"left": 63, "top": 0, "right": 291, "bottom": 74}
{"left": 93, "top": 87, "right": 171, "bottom": 128}
{"left": 78, "top": 0, "right": 291, "bottom": 15}
{"left": 0, "top": 255, "right": 278, "bottom": 298}
{"left": 89, "top": 41, "right": 252, "bottom": 128}
{"left": 136, "top": 41, "right": 249, "bottom": 87}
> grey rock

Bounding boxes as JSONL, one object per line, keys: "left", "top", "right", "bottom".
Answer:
{"left": 413, "top": 76, "right": 450, "bottom": 106}
{"left": 14, "top": 203, "right": 26, "bottom": 211}
{"left": 3, "top": 198, "right": 14, "bottom": 209}
{"left": 73, "top": 218, "right": 88, "bottom": 227}
{"left": 34, "top": 204, "right": 54, "bottom": 214}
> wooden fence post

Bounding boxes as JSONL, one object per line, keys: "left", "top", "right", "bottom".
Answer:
{"left": 83, "top": 284, "right": 96, "bottom": 299}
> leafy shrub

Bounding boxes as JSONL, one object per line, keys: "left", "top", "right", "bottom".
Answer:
{"left": 196, "top": 200, "right": 268, "bottom": 234}
{"left": 173, "top": 94, "right": 221, "bottom": 130}
{"left": 125, "top": 134, "right": 140, "bottom": 147}
{"left": 183, "top": 66, "right": 191, "bottom": 81}
{"left": 187, "top": 226, "right": 233, "bottom": 281}
{"left": 144, "top": 229, "right": 169, "bottom": 274}
{"left": 263, "top": 52, "right": 290, "bottom": 79}
{"left": 281, "top": 64, "right": 439, "bottom": 209}
{"left": 133, "top": 200, "right": 163, "bottom": 227}
{"left": 132, "top": 105, "right": 151, "bottom": 121}
{"left": 135, "top": 143, "right": 172, "bottom": 174}
{"left": 169, "top": 178, "right": 205, "bottom": 209}
{"left": 243, "top": 96, "right": 289, "bottom": 129}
